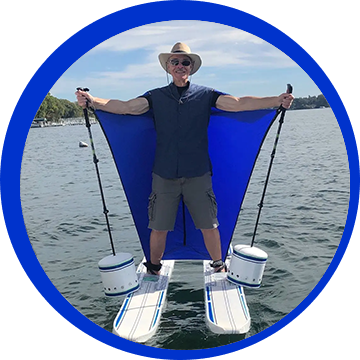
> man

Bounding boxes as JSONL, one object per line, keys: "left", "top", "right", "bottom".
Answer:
{"left": 76, "top": 42, "right": 293, "bottom": 275}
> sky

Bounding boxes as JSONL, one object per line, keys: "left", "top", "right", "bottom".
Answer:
{"left": 50, "top": 20, "right": 320, "bottom": 102}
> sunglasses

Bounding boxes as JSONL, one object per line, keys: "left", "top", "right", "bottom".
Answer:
{"left": 169, "top": 59, "right": 192, "bottom": 67}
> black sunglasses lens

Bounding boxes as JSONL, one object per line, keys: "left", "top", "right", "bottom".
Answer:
{"left": 170, "top": 59, "right": 191, "bottom": 66}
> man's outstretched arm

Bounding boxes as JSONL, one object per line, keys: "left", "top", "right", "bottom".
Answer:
{"left": 216, "top": 93, "right": 293, "bottom": 112}
{"left": 75, "top": 89, "right": 149, "bottom": 115}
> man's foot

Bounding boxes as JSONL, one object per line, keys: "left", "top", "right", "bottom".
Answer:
{"left": 210, "top": 259, "right": 227, "bottom": 273}
{"left": 144, "top": 261, "right": 162, "bottom": 275}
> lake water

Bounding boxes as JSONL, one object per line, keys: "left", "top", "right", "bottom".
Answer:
{"left": 20, "top": 108, "right": 349, "bottom": 350}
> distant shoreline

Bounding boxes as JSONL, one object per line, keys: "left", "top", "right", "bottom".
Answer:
{"left": 35, "top": 93, "right": 330, "bottom": 123}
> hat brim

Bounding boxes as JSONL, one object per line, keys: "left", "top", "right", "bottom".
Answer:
{"left": 158, "top": 53, "right": 202, "bottom": 75}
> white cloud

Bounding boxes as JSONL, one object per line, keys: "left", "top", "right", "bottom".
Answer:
{"left": 91, "top": 20, "right": 295, "bottom": 72}
{"left": 94, "top": 21, "right": 263, "bottom": 53}
{"left": 51, "top": 20, "right": 298, "bottom": 100}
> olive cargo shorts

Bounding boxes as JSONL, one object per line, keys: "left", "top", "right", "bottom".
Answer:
{"left": 148, "top": 172, "right": 219, "bottom": 231}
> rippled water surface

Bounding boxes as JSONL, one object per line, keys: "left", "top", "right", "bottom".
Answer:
{"left": 20, "top": 108, "right": 349, "bottom": 349}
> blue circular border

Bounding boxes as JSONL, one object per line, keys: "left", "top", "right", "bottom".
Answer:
{"left": 0, "top": 0, "right": 359, "bottom": 359}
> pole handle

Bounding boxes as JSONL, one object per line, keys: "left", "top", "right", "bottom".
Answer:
{"left": 76, "top": 87, "right": 90, "bottom": 92}
{"left": 76, "top": 87, "right": 92, "bottom": 128}
{"left": 279, "top": 83, "right": 293, "bottom": 112}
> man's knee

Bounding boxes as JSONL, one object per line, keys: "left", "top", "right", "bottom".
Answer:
{"left": 151, "top": 229, "right": 168, "bottom": 234}
{"left": 151, "top": 229, "right": 168, "bottom": 239}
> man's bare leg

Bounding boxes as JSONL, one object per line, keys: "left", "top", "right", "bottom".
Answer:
{"left": 148, "top": 229, "right": 168, "bottom": 274}
{"left": 201, "top": 227, "right": 226, "bottom": 272}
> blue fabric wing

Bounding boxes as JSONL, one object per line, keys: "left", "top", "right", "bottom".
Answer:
{"left": 96, "top": 108, "right": 277, "bottom": 261}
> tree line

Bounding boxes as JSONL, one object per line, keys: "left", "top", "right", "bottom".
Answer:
{"left": 291, "top": 94, "right": 329, "bottom": 110}
{"left": 35, "top": 92, "right": 330, "bottom": 121}
{"left": 35, "top": 93, "right": 84, "bottom": 121}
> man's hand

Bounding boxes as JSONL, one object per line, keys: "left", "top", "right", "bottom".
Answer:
{"left": 278, "top": 93, "right": 294, "bottom": 109}
{"left": 75, "top": 89, "right": 94, "bottom": 109}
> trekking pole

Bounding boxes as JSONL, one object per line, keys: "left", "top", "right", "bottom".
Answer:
{"left": 77, "top": 87, "right": 116, "bottom": 256}
{"left": 250, "top": 84, "right": 293, "bottom": 247}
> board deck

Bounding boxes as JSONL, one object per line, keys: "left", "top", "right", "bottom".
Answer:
{"left": 203, "top": 256, "right": 251, "bottom": 334}
{"left": 112, "top": 258, "right": 175, "bottom": 343}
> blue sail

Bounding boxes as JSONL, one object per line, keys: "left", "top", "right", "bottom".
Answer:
{"left": 95, "top": 108, "right": 277, "bottom": 261}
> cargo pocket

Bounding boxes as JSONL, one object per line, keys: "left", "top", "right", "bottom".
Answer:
{"left": 148, "top": 192, "right": 157, "bottom": 221}
{"left": 206, "top": 189, "right": 218, "bottom": 218}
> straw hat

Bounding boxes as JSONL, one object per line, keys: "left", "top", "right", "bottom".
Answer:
{"left": 158, "top": 42, "right": 202, "bottom": 75}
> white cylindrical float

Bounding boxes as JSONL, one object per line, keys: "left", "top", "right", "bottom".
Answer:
{"left": 227, "top": 244, "right": 268, "bottom": 288}
{"left": 98, "top": 253, "right": 139, "bottom": 297}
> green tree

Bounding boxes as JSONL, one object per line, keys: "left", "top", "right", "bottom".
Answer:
{"left": 35, "top": 93, "right": 83, "bottom": 121}
{"left": 315, "top": 94, "right": 329, "bottom": 108}
{"left": 61, "top": 99, "right": 83, "bottom": 118}
{"left": 291, "top": 94, "right": 330, "bottom": 110}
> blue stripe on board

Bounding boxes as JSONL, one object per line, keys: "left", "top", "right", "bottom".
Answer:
{"left": 206, "top": 286, "right": 214, "bottom": 322}
{"left": 237, "top": 287, "right": 249, "bottom": 319}
{"left": 151, "top": 290, "right": 165, "bottom": 329}
{"left": 115, "top": 296, "right": 131, "bottom": 328}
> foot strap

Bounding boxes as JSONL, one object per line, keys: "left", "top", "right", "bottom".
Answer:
{"left": 143, "top": 261, "right": 162, "bottom": 275}
{"left": 210, "top": 259, "right": 227, "bottom": 272}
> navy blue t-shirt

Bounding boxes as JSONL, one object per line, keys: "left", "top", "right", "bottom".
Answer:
{"left": 143, "top": 84, "right": 221, "bottom": 110}
{"left": 140, "top": 83, "right": 221, "bottom": 178}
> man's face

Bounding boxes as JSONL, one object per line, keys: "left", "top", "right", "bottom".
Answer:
{"left": 167, "top": 55, "right": 193, "bottom": 83}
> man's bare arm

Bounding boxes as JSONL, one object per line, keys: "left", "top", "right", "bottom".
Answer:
{"left": 75, "top": 90, "right": 149, "bottom": 115}
{"left": 216, "top": 93, "right": 293, "bottom": 112}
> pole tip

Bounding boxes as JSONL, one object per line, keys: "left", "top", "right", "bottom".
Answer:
{"left": 76, "top": 87, "right": 90, "bottom": 92}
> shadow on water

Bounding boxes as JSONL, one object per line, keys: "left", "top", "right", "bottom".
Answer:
{"left": 148, "top": 284, "right": 247, "bottom": 350}
{"left": 153, "top": 329, "right": 246, "bottom": 350}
